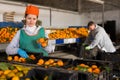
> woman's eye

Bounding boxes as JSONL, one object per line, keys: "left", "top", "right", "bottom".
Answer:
{"left": 33, "top": 18, "right": 36, "bottom": 20}
{"left": 28, "top": 17, "right": 31, "bottom": 20}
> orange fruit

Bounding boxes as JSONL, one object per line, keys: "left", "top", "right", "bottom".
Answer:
{"left": 4, "top": 70, "right": 11, "bottom": 75}
{"left": 68, "top": 28, "right": 76, "bottom": 31}
{"left": 7, "top": 56, "right": 13, "bottom": 61}
{"left": 14, "top": 56, "right": 19, "bottom": 61}
{"left": 38, "top": 38, "right": 45, "bottom": 43}
{"left": 0, "top": 70, "right": 3, "bottom": 76}
{"left": 48, "top": 59, "right": 54, "bottom": 64}
{"left": 12, "top": 69, "right": 18, "bottom": 73}
{"left": 91, "top": 65, "right": 98, "bottom": 69}
{"left": 87, "top": 68, "right": 93, "bottom": 73}
{"left": 0, "top": 27, "right": 18, "bottom": 43}
{"left": 45, "top": 61, "right": 50, "bottom": 65}
{"left": 29, "top": 54, "right": 36, "bottom": 60}
{"left": 18, "top": 57, "right": 26, "bottom": 63}
{"left": 93, "top": 68, "right": 100, "bottom": 74}
{"left": 52, "top": 63, "right": 57, "bottom": 66}
{"left": 74, "top": 67, "right": 79, "bottom": 70}
{"left": 41, "top": 42, "right": 48, "bottom": 47}
{"left": 48, "top": 28, "right": 88, "bottom": 39}
{"left": 79, "top": 63, "right": 86, "bottom": 67}
{"left": 85, "top": 65, "right": 89, "bottom": 68}
{"left": 37, "top": 59, "right": 44, "bottom": 65}
{"left": 57, "top": 60, "right": 64, "bottom": 66}
{"left": 11, "top": 76, "right": 20, "bottom": 80}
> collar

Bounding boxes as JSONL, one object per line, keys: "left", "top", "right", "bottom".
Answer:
{"left": 22, "top": 25, "right": 42, "bottom": 35}
{"left": 95, "top": 24, "right": 99, "bottom": 29}
{"left": 26, "top": 25, "right": 36, "bottom": 30}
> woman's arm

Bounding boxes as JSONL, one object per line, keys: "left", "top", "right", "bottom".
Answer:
{"left": 6, "top": 30, "right": 20, "bottom": 55}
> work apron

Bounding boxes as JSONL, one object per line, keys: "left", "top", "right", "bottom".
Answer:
{"left": 19, "top": 28, "right": 48, "bottom": 56}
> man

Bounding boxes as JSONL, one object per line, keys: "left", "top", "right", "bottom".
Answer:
{"left": 84, "top": 21, "right": 116, "bottom": 55}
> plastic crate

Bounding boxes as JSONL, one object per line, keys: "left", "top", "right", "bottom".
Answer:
{"left": 100, "top": 52, "right": 120, "bottom": 62}
{"left": 69, "top": 59, "right": 112, "bottom": 80}
{"left": 99, "top": 52, "right": 120, "bottom": 71}
{"left": 112, "top": 70, "right": 120, "bottom": 80}
{"left": 12, "top": 56, "right": 73, "bottom": 69}
{"left": 76, "top": 70, "right": 106, "bottom": 80}
{"left": 0, "top": 52, "right": 73, "bottom": 69}
{"left": 0, "top": 52, "right": 8, "bottom": 62}
{"left": 0, "top": 52, "right": 43, "bottom": 65}
{"left": 25, "top": 67, "right": 78, "bottom": 80}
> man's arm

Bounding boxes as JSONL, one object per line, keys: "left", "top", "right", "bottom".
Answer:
{"left": 89, "top": 30, "right": 102, "bottom": 49}
{"left": 84, "top": 31, "right": 92, "bottom": 44}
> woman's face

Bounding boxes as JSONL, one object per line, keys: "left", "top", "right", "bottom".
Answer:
{"left": 25, "top": 14, "right": 38, "bottom": 27}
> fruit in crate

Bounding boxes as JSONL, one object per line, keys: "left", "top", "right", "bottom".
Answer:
{"left": 7, "top": 56, "right": 13, "bottom": 61}
{"left": 72, "top": 63, "right": 101, "bottom": 74}
{"left": 0, "top": 27, "right": 19, "bottom": 43}
{"left": 57, "top": 60, "right": 64, "bottom": 66}
{"left": 7, "top": 54, "right": 36, "bottom": 63}
{"left": 91, "top": 65, "right": 98, "bottom": 69}
{"left": 0, "top": 62, "right": 31, "bottom": 80}
{"left": 13, "top": 56, "right": 19, "bottom": 61}
{"left": 93, "top": 68, "right": 100, "bottom": 74}
{"left": 37, "top": 59, "right": 44, "bottom": 65}
{"left": 29, "top": 54, "right": 36, "bottom": 60}
{"left": 48, "top": 27, "right": 88, "bottom": 39}
{"left": 37, "top": 58, "right": 64, "bottom": 67}
{"left": 37, "top": 38, "right": 48, "bottom": 47}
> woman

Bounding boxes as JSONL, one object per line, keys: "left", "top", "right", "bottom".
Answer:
{"left": 6, "top": 5, "right": 48, "bottom": 58}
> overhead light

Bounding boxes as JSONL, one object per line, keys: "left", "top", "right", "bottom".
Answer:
{"left": 88, "top": 0, "right": 104, "bottom": 4}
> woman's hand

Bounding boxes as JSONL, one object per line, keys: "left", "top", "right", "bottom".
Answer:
{"left": 17, "top": 48, "right": 29, "bottom": 58}
{"left": 38, "top": 44, "right": 42, "bottom": 48}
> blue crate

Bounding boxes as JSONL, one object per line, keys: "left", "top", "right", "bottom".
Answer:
{"left": 76, "top": 38, "right": 81, "bottom": 43}
{"left": 69, "top": 26, "right": 88, "bottom": 28}
{"left": 0, "top": 22, "right": 24, "bottom": 28}
{"left": 56, "top": 39, "right": 64, "bottom": 44}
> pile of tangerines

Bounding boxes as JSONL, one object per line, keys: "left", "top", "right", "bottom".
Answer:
{"left": 68, "top": 63, "right": 101, "bottom": 74}
{"left": 37, "top": 38, "right": 48, "bottom": 48}
{"left": 48, "top": 27, "right": 88, "bottom": 39}
{"left": 7, "top": 54, "right": 64, "bottom": 68}
{"left": 37, "top": 58, "right": 64, "bottom": 68}
{"left": 0, "top": 27, "right": 19, "bottom": 43}
{"left": 7, "top": 54, "right": 36, "bottom": 63}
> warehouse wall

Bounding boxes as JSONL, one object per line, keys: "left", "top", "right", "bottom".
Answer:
{"left": 104, "top": 10, "right": 120, "bottom": 36}
{"left": 0, "top": 2, "right": 119, "bottom": 35}
{"left": 83, "top": 10, "right": 120, "bottom": 37}
{"left": 52, "top": 11, "right": 80, "bottom": 27}
{"left": 0, "top": 2, "right": 84, "bottom": 27}
{"left": 0, "top": 3, "right": 51, "bottom": 26}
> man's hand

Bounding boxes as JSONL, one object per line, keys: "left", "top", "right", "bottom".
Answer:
{"left": 82, "top": 43, "right": 86, "bottom": 46}
{"left": 82, "top": 43, "right": 88, "bottom": 47}
{"left": 85, "top": 46, "right": 91, "bottom": 50}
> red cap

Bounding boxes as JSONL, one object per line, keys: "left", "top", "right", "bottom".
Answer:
{"left": 25, "top": 5, "right": 39, "bottom": 16}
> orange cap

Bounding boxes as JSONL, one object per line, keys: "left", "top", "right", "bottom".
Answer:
{"left": 25, "top": 5, "right": 39, "bottom": 16}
